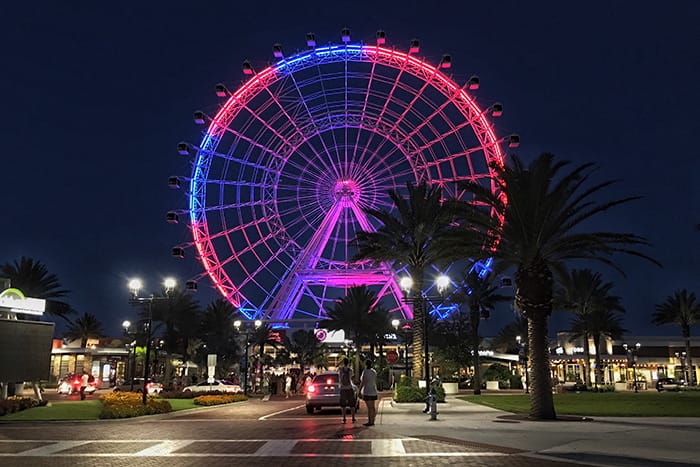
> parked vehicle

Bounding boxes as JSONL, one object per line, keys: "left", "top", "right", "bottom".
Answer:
{"left": 305, "top": 372, "right": 360, "bottom": 414}
{"left": 182, "top": 379, "right": 243, "bottom": 393}
{"left": 113, "top": 378, "right": 163, "bottom": 394}
{"left": 56, "top": 373, "right": 97, "bottom": 395}
{"left": 656, "top": 377, "right": 680, "bottom": 392}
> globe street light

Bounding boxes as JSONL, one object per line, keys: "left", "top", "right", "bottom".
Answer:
{"left": 516, "top": 335, "right": 529, "bottom": 394}
{"left": 122, "top": 320, "right": 137, "bottom": 391}
{"left": 234, "top": 319, "right": 262, "bottom": 396}
{"left": 623, "top": 342, "right": 641, "bottom": 392}
{"left": 128, "top": 277, "right": 176, "bottom": 405}
{"left": 399, "top": 274, "right": 450, "bottom": 384}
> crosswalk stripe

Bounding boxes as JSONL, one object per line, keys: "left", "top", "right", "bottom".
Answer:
{"left": 1, "top": 438, "right": 509, "bottom": 458}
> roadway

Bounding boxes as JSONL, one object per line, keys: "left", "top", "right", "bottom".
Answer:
{"left": 1, "top": 393, "right": 698, "bottom": 466}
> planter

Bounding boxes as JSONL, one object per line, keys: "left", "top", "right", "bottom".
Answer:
{"left": 614, "top": 382, "right": 627, "bottom": 392}
{"left": 486, "top": 381, "right": 499, "bottom": 391}
{"left": 442, "top": 382, "right": 458, "bottom": 395}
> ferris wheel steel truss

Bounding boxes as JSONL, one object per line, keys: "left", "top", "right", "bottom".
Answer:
{"left": 176, "top": 40, "right": 510, "bottom": 323}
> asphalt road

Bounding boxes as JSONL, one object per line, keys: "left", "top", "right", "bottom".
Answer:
{"left": 0, "top": 394, "right": 597, "bottom": 466}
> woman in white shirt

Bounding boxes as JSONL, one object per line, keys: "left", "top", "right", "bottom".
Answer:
{"left": 359, "top": 359, "right": 378, "bottom": 426}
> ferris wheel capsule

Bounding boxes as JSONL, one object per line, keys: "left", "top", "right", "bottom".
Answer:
{"left": 168, "top": 176, "right": 181, "bottom": 189}
{"left": 467, "top": 76, "right": 480, "bottom": 90}
{"left": 215, "top": 83, "right": 229, "bottom": 97}
{"left": 177, "top": 142, "right": 191, "bottom": 155}
{"left": 306, "top": 32, "right": 316, "bottom": 48}
{"left": 491, "top": 103, "right": 503, "bottom": 117}
{"left": 193, "top": 111, "right": 206, "bottom": 125}
{"left": 272, "top": 44, "right": 284, "bottom": 58}
{"left": 409, "top": 39, "right": 420, "bottom": 53}
{"left": 376, "top": 30, "right": 386, "bottom": 45}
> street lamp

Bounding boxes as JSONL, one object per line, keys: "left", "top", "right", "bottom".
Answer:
{"left": 234, "top": 319, "right": 262, "bottom": 396}
{"left": 122, "top": 320, "right": 137, "bottom": 391}
{"left": 128, "top": 277, "right": 176, "bottom": 405}
{"left": 675, "top": 351, "right": 688, "bottom": 384}
{"left": 623, "top": 342, "right": 641, "bottom": 393}
{"left": 516, "top": 335, "right": 529, "bottom": 394}
{"left": 399, "top": 273, "right": 450, "bottom": 384}
{"left": 392, "top": 319, "right": 411, "bottom": 378}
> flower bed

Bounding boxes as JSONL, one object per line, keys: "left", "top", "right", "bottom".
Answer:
{"left": 193, "top": 394, "right": 247, "bottom": 406}
{"left": 99, "top": 391, "right": 172, "bottom": 419}
{"left": 0, "top": 397, "right": 47, "bottom": 416}
{"left": 160, "top": 389, "right": 244, "bottom": 399}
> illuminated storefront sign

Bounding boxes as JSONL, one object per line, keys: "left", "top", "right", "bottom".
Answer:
{"left": 0, "top": 288, "right": 46, "bottom": 316}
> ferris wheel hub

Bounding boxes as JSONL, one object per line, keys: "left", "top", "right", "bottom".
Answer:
{"left": 333, "top": 179, "right": 359, "bottom": 204}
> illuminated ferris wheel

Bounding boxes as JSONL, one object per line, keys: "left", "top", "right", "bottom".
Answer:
{"left": 171, "top": 30, "right": 515, "bottom": 322}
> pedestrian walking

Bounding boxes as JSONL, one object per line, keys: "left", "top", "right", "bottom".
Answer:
{"left": 338, "top": 357, "right": 356, "bottom": 423}
{"left": 359, "top": 359, "right": 378, "bottom": 426}
{"left": 79, "top": 370, "right": 90, "bottom": 400}
{"left": 284, "top": 373, "right": 293, "bottom": 398}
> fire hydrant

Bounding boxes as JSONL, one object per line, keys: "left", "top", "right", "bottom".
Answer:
{"left": 426, "top": 388, "right": 438, "bottom": 420}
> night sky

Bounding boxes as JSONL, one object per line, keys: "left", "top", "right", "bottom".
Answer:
{"left": 3, "top": 1, "right": 699, "bottom": 338}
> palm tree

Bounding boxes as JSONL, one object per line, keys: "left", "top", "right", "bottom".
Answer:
{"left": 452, "top": 269, "right": 512, "bottom": 394}
{"left": 354, "top": 181, "right": 462, "bottom": 382}
{"left": 147, "top": 287, "right": 201, "bottom": 386}
{"left": 490, "top": 315, "right": 528, "bottom": 354}
{"left": 1, "top": 256, "right": 74, "bottom": 321}
{"left": 555, "top": 269, "right": 624, "bottom": 386}
{"left": 197, "top": 299, "right": 240, "bottom": 377}
{"left": 457, "top": 153, "right": 658, "bottom": 419}
{"left": 653, "top": 290, "right": 700, "bottom": 385}
{"left": 284, "top": 329, "right": 327, "bottom": 375}
{"left": 322, "top": 285, "right": 382, "bottom": 379}
{"left": 63, "top": 312, "right": 103, "bottom": 347}
{"left": 250, "top": 322, "right": 280, "bottom": 390}
{"left": 570, "top": 308, "right": 625, "bottom": 387}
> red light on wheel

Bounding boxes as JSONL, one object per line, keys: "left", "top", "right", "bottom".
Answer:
{"left": 308, "top": 385, "right": 316, "bottom": 393}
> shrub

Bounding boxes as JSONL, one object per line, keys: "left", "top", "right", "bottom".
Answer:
{"left": 99, "top": 392, "right": 172, "bottom": 419}
{"left": 193, "top": 394, "right": 246, "bottom": 406}
{"left": 161, "top": 390, "right": 246, "bottom": 399}
{"left": 0, "top": 397, "right": 47, "bottom": 416}
{"left": 393, "top": 383, "right": 445, "bottom": 403}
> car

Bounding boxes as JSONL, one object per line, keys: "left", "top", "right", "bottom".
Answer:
{"left": 305, "top": 372, "right": 360, "bottom": 414}
{"left": 113, "top": 378, "right": 163, "bottom": 394}
{"left": 182, "top": 379, "right": 243, "bottom": 394}
{"left": 56, "top": 373, "right": 97, "bottom": 395}
{"left": 656, "top": 377, "right": 680, "bottom": 392}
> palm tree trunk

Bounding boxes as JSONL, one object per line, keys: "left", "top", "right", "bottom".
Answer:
{"left": 528, "top": 312, "right": 556, "bottom": 419}
{"left": 470, "top": 308, "right": 481, "bottom": 395}
{"left": 411, "top": 281, "right": 425, "bottom": 383}
{"left": 592, "top": 334, "right": 602, "bottom": 388}
{"left": 684, "top": 330, "right": 694, "bottom": 385}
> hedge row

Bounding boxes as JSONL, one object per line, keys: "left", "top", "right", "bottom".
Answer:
{"left": 0, "top": 397, "right": 47, "bottom": 416}
{"left": 193, "top": 394, "right": 247, "bottom": 406}
{"left": 160, "top": 389, "right": 243, "bottom": 399}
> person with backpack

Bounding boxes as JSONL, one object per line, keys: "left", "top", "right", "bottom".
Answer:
{"left": 338, "top": 358, "right": 356, "bottom": 423}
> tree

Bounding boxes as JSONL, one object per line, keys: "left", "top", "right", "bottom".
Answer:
{"left": 354, "top": 181, "right": 462, "bottom": 382}
{"left": 490, "top": 315, "right": 528, "bottom": 354}
{"left": 555, "top": 269, "right": 624, "bottom": 386}
{"left": 457, "top": 153, "right": 658, "bottom": 419}
{"left": 196, "top": 299, "right": 240, "bottom": 377}
{"left": 322, "top": 285, "right": 383, "bottom": 380}
{"left": 250, "top": 322, "right": 281, "bottom": 390}
{"left": 1, "top": 256, "right": 74, "bottom": 321}
{"left": 284, "top": 329, "right": 327, "bottom": 375}
{"left": 451, "top": 269, "right": 512, "bottom": 394}
{"left": 653, "top": 289, "right": 700, "bottom": 385}
{"left": 63, "top": 312, "right": 103, "bottom": 348}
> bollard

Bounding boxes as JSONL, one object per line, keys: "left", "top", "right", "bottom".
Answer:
{"left": 427, "top": 388, "right": 438, "bottom": 420}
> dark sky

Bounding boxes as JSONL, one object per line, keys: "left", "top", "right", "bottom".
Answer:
{"left": 3, "top": 1, "right": 699, "bottom": 338}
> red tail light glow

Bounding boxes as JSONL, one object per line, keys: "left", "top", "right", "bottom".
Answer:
{"left": 307, "top": 384, "right": 316, "bottom": 393}
{"left": 326, "top": 378, "right": 333, "bottom": 385}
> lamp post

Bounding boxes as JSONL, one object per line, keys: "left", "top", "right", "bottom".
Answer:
{"left": 399, "top": 274, "right": 450, "bottom": 384}
{"left": 234, "top": 319, "right": 261, "bottom": 396}
{"left": 128, "top": 277, "right": 176, "bottom": 405}
{"left": 122, "top": 320, "right": 137, "bottom": 391}
{"left": 516, "top": 335, "right": 529, "bottom": 394}
{"left": 623, "top": 342, "right": 641, "bottom": 392}
{"left": 675, "top": 351, "right": 688, "bottom": 384}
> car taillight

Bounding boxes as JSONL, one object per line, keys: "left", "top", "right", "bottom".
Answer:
{"left": 308, "top": 384, "right": 316, "bottom": 393}
{"left": 326, "top": 378, "right": 333, "bottom": 385}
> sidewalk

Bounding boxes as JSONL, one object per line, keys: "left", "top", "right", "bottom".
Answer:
{"left": 374, "top": 395, "right": 700, "bottom": 466}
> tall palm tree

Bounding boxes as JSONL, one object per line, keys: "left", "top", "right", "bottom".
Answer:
{"left": 63, "top": 312, "right": 104, "bottom": 348}
{"left": 1, "top": 256, "right": 74, "bottom": 321}
{"left": 197, "top": 299, "right": 240, "bottom": 377}
{"left": 457, "top": 153, "right": 658, "bottom": 419}
{"left": 453, "top": 269, "right": 512, "bottom": 394}
{"left": 284, "top": 329, "right": 327, "bottom": 375}
{"left": 653, "top": 289, "right": 700, "bottom": 385}
{"left": 146, "top": 287, "right": 201, "bottom": 386}
{"left": 354, "top": 181, "right": 463, "bottom": 382}
{"left": 250, "top": 322, "right": 281, "bottom": 390}
{"left": 322, "top": 285, "right": 382, "bottom": 379}
{"left": 490, "top": 315, "right": 528, "bottom": 354}
{"left": 555, "top": 269, "right": 624, "bottom": 386}
{"left": 570, "top": 308, "right": 625, "bottom": 387}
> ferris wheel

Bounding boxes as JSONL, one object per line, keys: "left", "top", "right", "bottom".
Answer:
{"left": 171, "top": 30, "right": 515, "bottom": 323}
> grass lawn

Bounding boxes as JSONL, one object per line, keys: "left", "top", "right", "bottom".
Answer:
{"left": 0, "top": 398, "right": 223, "bottom": 422}
{"left": 459, "top": 391, "right": 700, "bottom": 417}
